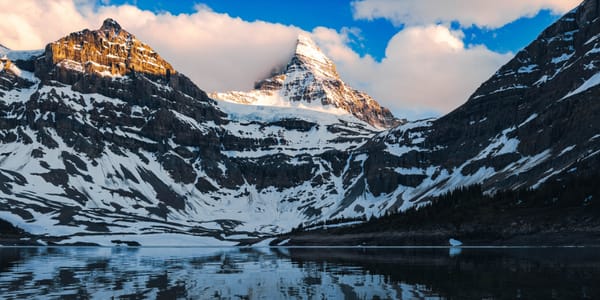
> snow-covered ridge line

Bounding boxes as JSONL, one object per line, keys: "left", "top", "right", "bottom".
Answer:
{"left": 0, "top": 44, "right": 43, "bottom": 61}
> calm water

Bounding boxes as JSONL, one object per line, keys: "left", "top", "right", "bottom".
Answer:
{"left": 0, "top": 247, "right": 599, "bottom": 299}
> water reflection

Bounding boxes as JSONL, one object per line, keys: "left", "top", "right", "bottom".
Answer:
{"left": 448, "top": 247, "right": 462, "bottom": 257}
{"left": 0, "top": 247, "right": 599, "bottom": 299}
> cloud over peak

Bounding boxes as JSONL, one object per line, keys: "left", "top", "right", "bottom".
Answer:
{"left": 315, "top": 25, "right": 512, "bottom": 117}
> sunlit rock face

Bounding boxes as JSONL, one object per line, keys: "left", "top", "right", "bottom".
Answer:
{"left": 47, "top": 18, "right": 175, "bottom": 78}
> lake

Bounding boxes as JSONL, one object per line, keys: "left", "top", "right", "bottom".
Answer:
{"left": 0, "top": 246, "right": 599, "bottom": 299}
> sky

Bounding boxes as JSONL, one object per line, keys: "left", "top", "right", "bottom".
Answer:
{"left": 0, "top": 0, "right": 582, "bottom": 119}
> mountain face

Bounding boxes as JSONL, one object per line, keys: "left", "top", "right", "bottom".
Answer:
{"left": 212, "top": 34, "right": 404, "bottom": 129}
{"left": 342, "top": 0, "right": 600, "bottom": 210}
{"left": 0, "top": 19, "right": 389, "bottom": 245}
{"left": 1, "top": 0, "right": 600, "bottom": 246}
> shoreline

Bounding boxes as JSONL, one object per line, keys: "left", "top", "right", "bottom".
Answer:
{"left": 3, "top": 232, "right": 600, "bottom": 248}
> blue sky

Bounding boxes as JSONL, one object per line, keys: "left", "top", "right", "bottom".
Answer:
{"left": 1, "top": 0, "right": 581, "bottom": 119}
{"left": 102, "top": 0, "right": 562, "bottom": 61}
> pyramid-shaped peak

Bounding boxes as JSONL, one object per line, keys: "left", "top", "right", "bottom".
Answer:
{"left": 45, "top": 18, "right": 175, "bottom": 78}
{"left": 214, "top": 33, "right": 402, "bottom": 128}
{"left": 295, "top": 34, "right": 332, "bottom": 65}
{"left": 100, "top": 18, "right": 122, "bottom": 32}
{"left": 291, "top": 33, "right": 340, "bottom": 80}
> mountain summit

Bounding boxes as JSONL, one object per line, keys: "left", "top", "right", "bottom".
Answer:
{"left": 32, "top": 18, "right": 224, "bottom": 122}
{"left": 41, "top": 18, "right": 175, "bottom": 78}
{"left": 212, "top": 34, "right": 403, "bottom": 129}
{"left": 293, "top": 34, "right": 339, "bottom": 79}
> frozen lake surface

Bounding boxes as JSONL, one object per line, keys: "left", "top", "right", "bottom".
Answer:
{"left": 1, "top": 246, "right": 599, "bottom": 299}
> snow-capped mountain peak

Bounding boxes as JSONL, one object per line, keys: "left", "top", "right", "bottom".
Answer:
{"left": 293, "top": 34, "right": 339, "bottom": 79}
{"left": 212, "top": 34, "right": 403, "bottom": 129}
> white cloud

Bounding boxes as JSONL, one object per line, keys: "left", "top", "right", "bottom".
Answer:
{"left": 313, "top": 25, "right": 512, "bottom": 118}
{"left": 1, "top": 0, "right": 515, "bottom": 119}
{"left": 0, "top": 0, "right": 89, "bottom": 50}
{"left": 351, "top": 0, "right": 581, "bottom": 28}
{"left": 0, "top": 0, "right": 300, "bottom": 92}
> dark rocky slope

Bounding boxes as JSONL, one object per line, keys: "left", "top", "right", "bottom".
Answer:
{"left": 339, "top": 0, "right": 600, "bottom": 212}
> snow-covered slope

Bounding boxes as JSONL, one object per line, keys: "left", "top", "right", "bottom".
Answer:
{"left": 212, "top": 34, "right": 403, "bottom": 129}
{"left": 0, "top": 43, "right": 43, "bottom": 62}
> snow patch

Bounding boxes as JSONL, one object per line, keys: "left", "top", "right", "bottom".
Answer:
{"left": 518, "top": 64, "right": 538, "bottom": 73}
{"left": 519, "top": 113, "right": 538, "bottom": 127}
{"left": 534, "top": 75, "right": 549, "bottom": 86}
{"left": 558, "top": 145, "right": 576, "bottom": 156}
{"left": 449, "top": 238, "right": 463, "bottom": 247}
{"left": 488, "top": 84, "right": 528, "bottom": 96}
{"left": 252, "top": 237, "right": 276, "bottom": 247}
{"left": 551, "top": 53, "right": 574, "bottom": 64}
{"left": 475, "top": 127, "right": 519, "bottom": 159}
{"left": 562, "top": 72, "right": 600, "bottom": 100}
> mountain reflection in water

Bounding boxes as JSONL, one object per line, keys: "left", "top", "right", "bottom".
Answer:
{"left": 0, "top": 247, "right": 598, "bottom": 299}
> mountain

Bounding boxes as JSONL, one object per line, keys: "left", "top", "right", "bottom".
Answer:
{"left": 212, "top": 34, "right": 404, "bottom": 129}
{"left": 337, "top": 0, "right": 600, "bottom": 211}
{"left": 1, "top": 0, "right": 600, "bottom": 246}
{"left": 0, "top": 19, "right": 388, "bottom": 246}
{"left": 269, "top": 0, "right": 600, "bottom": 246}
